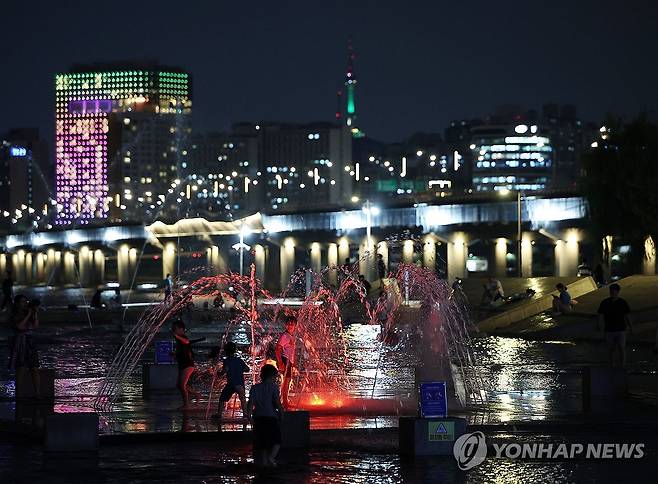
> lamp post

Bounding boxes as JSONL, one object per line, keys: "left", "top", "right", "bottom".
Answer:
{"left": 232, "top": 226, "right": 251, "bottom": 276}
{"left": 362, "top": 200, "right": 380, "bottom": 279}
{"left": 499, "top": 188, "right": 523, "bottom": 277}
{"left": 362, "top": 200, "right": 380, "bottom": 254}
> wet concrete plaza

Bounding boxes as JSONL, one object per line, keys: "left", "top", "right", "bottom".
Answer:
{"left": 2, "top": 283, "right": 658, "bottom": 482}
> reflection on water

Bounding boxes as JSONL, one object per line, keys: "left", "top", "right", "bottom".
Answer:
{"left": 0, "top": 314, "right": 653, "bottom": 428}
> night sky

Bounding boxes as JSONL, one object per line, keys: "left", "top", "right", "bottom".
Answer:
{"left": 2, "top": 0, "right": 657, "bottom": 145}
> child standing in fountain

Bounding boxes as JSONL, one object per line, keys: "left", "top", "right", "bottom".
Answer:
{"left": 275, "top": 316, "right": 297, "bottom": 409}
{"left": 172, "top": 319, "right": 201, "bottom": 409}
{"left": 215, "top": 341, "right": 249, "bottom": 421}
{"left": 247, "top": 364, "right": 284, "bottom": 467}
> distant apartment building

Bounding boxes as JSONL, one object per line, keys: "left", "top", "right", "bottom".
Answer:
{"left": 0, "top": 128, "right": 50, "bottom": 229}
{"left": 185, "top": 122, "right": 353, "bottom": 216}
{"left": 187, "top": 131, "right": 260, "bottom": 217}
{"left": 541, "top": 104, "right": 585, "bottom": 188}
{"left": 254, "top": 122, "right": 353, "bottom": 211}
{"left": 54, "top": 63, "right": 191, "bottom": 225}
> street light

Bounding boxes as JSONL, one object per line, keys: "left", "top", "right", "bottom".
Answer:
{"left": 499, "top": 188, "right": 523, "bottom": 277}
{"left": 232, "top": 225, "right": 251, "bottom": 276}
{"left": 362, "top": 200, "right": 380, "bottom": 261}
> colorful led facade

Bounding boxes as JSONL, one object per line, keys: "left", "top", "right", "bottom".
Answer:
{"left": 55, "top": 66, "right": 191, "bottom": 225}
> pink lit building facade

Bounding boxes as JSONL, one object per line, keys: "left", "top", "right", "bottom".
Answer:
{"left": 55, "top": 64, "right": 191, "bottom": 225}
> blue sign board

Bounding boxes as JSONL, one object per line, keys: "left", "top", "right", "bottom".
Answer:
{"left": 10, "top": 147, "right": 27, "bottom": 157}
{"left": 419, "top": 381, "right": 447, "bottom": 418}
{"left": 155, "top": 340, "right": 174, "bottom": 365}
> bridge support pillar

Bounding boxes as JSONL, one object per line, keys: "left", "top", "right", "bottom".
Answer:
{"left": 206, "top": 245, "right": 220, "bottom": 275}
{"left": 34, "top": 253, "right": 46, "bottom": 284}
{"left": 78, "top": 246, "right": 93, "bottom": 287}
{"left": 280, "top": 237, "right": 295, "bottom": 290}
{"left": 338, "top": 237, "right": 350, "bottom": 267}
{"left": 494, "top": 238, "right": 507, "bottom": 278}
{"left": 447, "top": 233, "right": 467, "bottom": 282}
{"left": 359, "top": 236, "right": 377, "bottom": 282}
{"left": 422, "top": 236, "right": 437, "bottom": 273}
{"left": 118, "top": 245, "right": 137, "bottom": 288}
{"left": 310, "top": 242, "right": 322, "bottom": 273}
{"left": 642, "top": 236, "right": 656, "bottom": 275}
{"left": 555, "top": 229, "right": 580, "bottom": 277}
{"left": 24, "top": 252, "right": 33, "bottom": 285}
{"left": 45, "top": 249, "right": 61, "bottom": 285}
{"left": 63, "top": 251, "right": 77, "bottom": 285}
{"left": 93, "top": 249, "right": 105, "bottom": 285}
{"left": 521, "top": 233, "right": 533, "bottom": 277}
{"left": 12, "top": 250, "right": 26, "bottom": 285}
{"left": 162, "top": 243, "right": 176, "bottom": 280}
{"left": 402, "top": 239, "right": 415, "bottom": 265}
{"left": 327, "top": 243, "right": 338, "bottom": 286}
{"left": 254, "top": 244, "right": 266, "bottom": 280}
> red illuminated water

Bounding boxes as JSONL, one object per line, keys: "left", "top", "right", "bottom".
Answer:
{"left": 95, "top": 258, "right": 486, "bottom": 415}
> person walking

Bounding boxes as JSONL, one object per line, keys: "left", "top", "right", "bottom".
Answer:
{"left": 214, "top": 342, "right": 249, "bottom": 422}
{"left": 1, "top": 270, "right": 14, "bottom": 311}
{"left": 172, "top": 319, "right": 201, "bottom": 409}
{"left": 8, "top": 295, "right": 40, "bottom": 397}
{"left": 597, "top": 283, "right": 632, "bottom": 367}
{"left": 376, "top": 253, "right": 386, "bottom": 280}
{"left": 164, "top": 273, "right": 173, "bottom": 300}
{"left": 593, "top": 263, "right": 606, "bottom": 287}
{"left": 275, "top": 316, "right": 297, "bottom": 409}
{"left": 246, "top": 364, "right": 284, "bottom": 467}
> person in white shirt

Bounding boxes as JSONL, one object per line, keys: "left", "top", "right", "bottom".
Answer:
{"left": 481, "top": 277, "right": 505, "bottom": 306}
{"left": 275, "top": 316, "right": 297, "bottom": 409}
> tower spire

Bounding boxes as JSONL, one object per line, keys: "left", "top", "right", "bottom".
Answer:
{"left": 344, "top": 37, "right": 357, "bottom": 129}
{"left": 343, "top": 38, "right": 364, "bottom": 137}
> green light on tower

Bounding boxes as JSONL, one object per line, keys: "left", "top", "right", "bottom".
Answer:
{"left": 346, "top": 84, "right": 355, "bottom": 115}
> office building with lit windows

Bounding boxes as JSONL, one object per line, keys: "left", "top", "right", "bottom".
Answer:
{"left": 54, "top": 63, "right": 191, "bottom": 225}
{"left": 470, "top": 124, "right": 553, "bottom": 192}
{"left": 188, "top": 131, "right": 260, "bottom": 217}
{"left": 254, "top": 122, "right": 353, "bottom": 212}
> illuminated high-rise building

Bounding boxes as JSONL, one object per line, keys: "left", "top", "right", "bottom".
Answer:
{"left": 54, "top": 63, "right": 191, "bottom": 225}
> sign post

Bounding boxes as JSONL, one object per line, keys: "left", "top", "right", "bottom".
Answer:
{"left": 419, "top": 381, "right": 447, "bottom": 418}
{"left": 155, "top": 340, "right": 174, "bottom": 365}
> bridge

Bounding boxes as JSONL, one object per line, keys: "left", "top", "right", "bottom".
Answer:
{"left": 0, "top": 196, "right": 593, "bottom": 290}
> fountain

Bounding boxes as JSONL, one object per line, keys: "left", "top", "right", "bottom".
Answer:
{"left": 94, "top": 250, "right": 487, "bottom": 417}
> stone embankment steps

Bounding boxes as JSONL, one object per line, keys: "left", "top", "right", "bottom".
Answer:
{"left": 478, "top": 277, "right": 598, "bottom": 332}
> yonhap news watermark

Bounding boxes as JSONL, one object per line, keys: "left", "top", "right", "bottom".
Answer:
{"left": 453, "top": 431, "right": 646, "bottom": 471}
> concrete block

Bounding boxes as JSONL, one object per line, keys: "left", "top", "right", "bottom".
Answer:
{"left": 281, "top": 411, "right": 310, "bottom": 448}
{"left": 142, "top": 363, "right": 178, "bottom": 393}
{"left": 15, "top": 400, "right": 54, "bottom": 427}
{"left": 15, "top": 368, "right": 55, "bottom": 399}
{"left": 45, "top": 413, "right": 99, "bottom": 452}
{"left": 583, "top": 366, "right": 628, "bottom": 412}
{"left": 399, "top": 416, "right": 467, "bottom": 456}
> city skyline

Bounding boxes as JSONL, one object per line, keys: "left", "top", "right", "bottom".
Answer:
{"left": 2, "top": 1, "right": 657, "bottom": 146}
